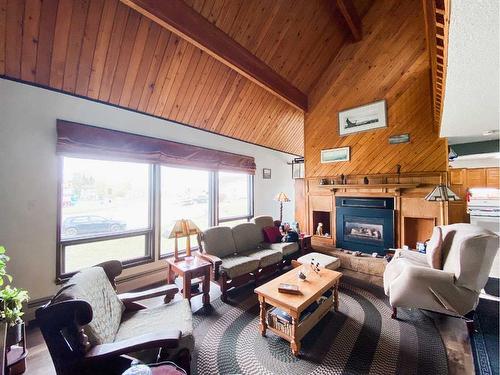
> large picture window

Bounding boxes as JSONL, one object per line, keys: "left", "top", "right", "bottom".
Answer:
{"left": 59, "top": 157, "right": 153, "bottom": 275}
{"left": 160, "top": 167, "right": 211, "bottom": 256}
{"left": 58, "top": 158, "right": 255, "bottom": 276}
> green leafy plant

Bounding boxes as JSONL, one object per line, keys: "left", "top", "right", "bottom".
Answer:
{"left": 0, "top": 246, "right": 29, "bottom": 327}
{"left": 0, "top": 246, "right": 13, "bottom": 287}
{"left": 0, "top": 286, "right": 29, "bottom": 326}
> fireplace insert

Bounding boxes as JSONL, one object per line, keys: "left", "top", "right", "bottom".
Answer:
{"left": 336, "top": 197, "right": 395, "bottom": 255}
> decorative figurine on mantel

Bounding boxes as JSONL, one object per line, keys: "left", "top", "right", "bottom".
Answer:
{"left": 340, "top": 174, "right": 345, "bottom": 185}
{"left": 316, "top": 222, "right": 323, "bottom": 236}
{"left": 363, "top": 176, "right": 369, "bottom": 184}
{"left": 396, "top": 164, "right": 401, "bottom": 183}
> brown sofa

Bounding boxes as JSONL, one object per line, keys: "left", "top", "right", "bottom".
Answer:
{"left": 197, "top": 216, "right": 300, "bottom": 301}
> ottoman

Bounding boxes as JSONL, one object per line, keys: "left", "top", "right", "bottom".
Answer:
{"left": 297, "top": 252, "right": 341, "bottom": 270}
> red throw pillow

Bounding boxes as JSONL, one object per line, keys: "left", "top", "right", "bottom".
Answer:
{"left": 263, "top": 226, "right": 282, "bottom": 243}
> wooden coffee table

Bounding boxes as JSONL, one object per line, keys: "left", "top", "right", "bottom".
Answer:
{"left": 254, "top": 267, "right": 342, "bottom": 356}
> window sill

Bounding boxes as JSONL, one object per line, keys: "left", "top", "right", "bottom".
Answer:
{"left": 56, "top": 255, "right": 155, "bottom": 284}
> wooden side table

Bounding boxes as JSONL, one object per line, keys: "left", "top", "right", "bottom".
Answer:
{"left": 166, "top": 256, "right": 211, "bottom": 307}
{"left": 299, "top": 234, "right": 313, "bottom": 255}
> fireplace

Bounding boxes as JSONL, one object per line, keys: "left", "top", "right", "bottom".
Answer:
{"left": 335, "top": 197, "right": 395, "bottom": 255}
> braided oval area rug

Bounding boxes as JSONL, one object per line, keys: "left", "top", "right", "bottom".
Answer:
{"left": 191, "top": 276, "right": 448, "bottom": 375}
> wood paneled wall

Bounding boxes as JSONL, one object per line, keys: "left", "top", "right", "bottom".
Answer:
{"left": 0, "top": 0, "right": 374, "bottom": 156}
{"left": 304, "top": 0, "right": 448, "bottom": 177}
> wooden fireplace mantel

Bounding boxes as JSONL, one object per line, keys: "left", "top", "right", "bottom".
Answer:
{"left": 319, "top": 183, "right": 420, "bottom": 192}
{"left": 303, "top": 172, "right": 449, "bottom": 251}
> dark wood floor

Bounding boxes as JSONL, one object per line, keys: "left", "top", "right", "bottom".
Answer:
{"left": 24, "top": 270, "right": 474, "bottom": 375}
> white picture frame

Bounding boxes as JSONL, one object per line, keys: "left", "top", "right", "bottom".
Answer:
{"left": 321, "top": 147, "right": 350, "bottom": 163}
{"left": 338, "top": 99, "right": 387, "bottom": 136}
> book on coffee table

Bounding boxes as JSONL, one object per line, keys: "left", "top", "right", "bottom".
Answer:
{"left": 278, "top": 283, "right": 301, "bottom": 295}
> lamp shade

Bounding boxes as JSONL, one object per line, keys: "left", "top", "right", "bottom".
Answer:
{"left": 275, "top": 192, "right": 290, "bottom": 202}
{"left": 168, "top": 219, "right": 201, "bottom": 238}
{"left": 425, "top": 185, "right": 460, "bottom": 201}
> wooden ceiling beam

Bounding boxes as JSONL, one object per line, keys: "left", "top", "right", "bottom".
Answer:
{"left": 120, "top": 0, "right": 308, "bottom": 112}
{"left": 335, "top": 0, "right": 362, "bottom": 42}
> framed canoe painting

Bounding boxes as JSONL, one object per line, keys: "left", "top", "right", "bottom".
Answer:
{"left": 338, "top": 100, "right": 387, "bottom": 136}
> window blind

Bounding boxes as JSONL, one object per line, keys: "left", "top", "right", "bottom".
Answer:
{"left": 56, "top": 120, "right": 256, "bottom": 174}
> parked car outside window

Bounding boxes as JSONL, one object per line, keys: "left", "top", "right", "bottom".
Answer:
{"left": 62, "top": 215, "right": 127, "bottom": 237}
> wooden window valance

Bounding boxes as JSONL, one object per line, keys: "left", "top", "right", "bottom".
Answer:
{"left": 56, "top": 120, "right": 256, "bottom": 174}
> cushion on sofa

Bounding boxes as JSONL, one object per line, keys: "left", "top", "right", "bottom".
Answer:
{"left": 52, "top": 267, "right": 124, "bottom": 345}
{"left": 252, "top": 216, "right": 275, "bottom": 235}
{"left": 243, "top": 248, "right": 283, "bottom": 268}
{"left": 220, "top": 255, "right": 260, "bottom": 279}
{"left": 426, "top": 226, "right": 443, "bottom": 269}
{"left": 232, "top": 223, "right": 264, "bottom": 253}
{"left": 202, "top": 226, "right": 237, "bottom": 258}
{"left": 263, "top": 226, "right": 282, "bottom": 243}
{"left": 267, "top": 241, "right": 299, "bottom": 256}
{"left": 116, "top": 299, "right": 194, "bottom": 356}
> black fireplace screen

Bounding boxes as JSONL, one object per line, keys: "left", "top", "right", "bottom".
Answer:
{"left": 336, "top": 197, "right": 395, "bottom": 254}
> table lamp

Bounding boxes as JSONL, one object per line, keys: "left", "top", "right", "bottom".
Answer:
{"left": 168, "top": 219, "right": 201, "bottom": 261}
{"left": 275, "top": 192, "right": 290, "bottom": 223}
{"left": 425, "top": 185, "right": 460, "bottom": 201}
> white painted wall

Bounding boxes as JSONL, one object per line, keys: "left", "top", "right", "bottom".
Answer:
{"left": 0, "top": 78, "right": 297, "bottom": 301}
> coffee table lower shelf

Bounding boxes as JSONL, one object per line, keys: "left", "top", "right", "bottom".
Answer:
{"left": 261, "top": 298, "right": 334, "bottom": 355}
{"left": 258, "top": 291, "right": 336, "bottom": 356}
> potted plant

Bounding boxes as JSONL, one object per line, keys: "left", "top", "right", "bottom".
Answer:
{"left": 0, "top": 246, "right": 29, "bottom": 347}
{"left": 1, "top": 286, "right": 29, "bottom": 346}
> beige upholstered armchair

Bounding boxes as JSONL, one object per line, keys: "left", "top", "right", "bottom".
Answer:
{"left": 384, "top": 224, "right": 499, "bottom": 322}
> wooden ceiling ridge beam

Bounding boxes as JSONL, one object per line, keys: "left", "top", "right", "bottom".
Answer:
{"left": 120, "top": 0, "right": 308, "bottom": 112}
{"left": 335, "top": 0, "right": 362, "bottom": 42}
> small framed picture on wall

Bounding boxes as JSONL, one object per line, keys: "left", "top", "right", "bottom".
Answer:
{"left": 263, "top": 168, "right": 272, "bottom": 179}
{"left": 321, "top": 147, "right": 350, "bottom": 163}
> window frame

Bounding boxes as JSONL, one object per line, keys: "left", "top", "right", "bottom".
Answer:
{"left": 56, "top": 157, "right": 156, "bottom": 280}
{"left": 56, "top": 157, "right": 255, "bottom": 279}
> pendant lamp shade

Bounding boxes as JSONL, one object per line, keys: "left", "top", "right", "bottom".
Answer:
{"left": 425, "top": 185, "right": 460, "bottom": 201}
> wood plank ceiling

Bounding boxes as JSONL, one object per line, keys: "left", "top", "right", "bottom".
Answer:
{"left": 0, "top": 0, "right": 371, "bottom": 155}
